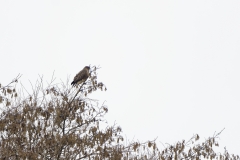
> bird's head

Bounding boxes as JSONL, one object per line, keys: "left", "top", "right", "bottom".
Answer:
{"left": 84, "top": 66, "right": 90, "bottom": 70}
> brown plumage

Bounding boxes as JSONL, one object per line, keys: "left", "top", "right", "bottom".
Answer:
{"left": 71, "top": 66, "right": 90, "bottom": 86}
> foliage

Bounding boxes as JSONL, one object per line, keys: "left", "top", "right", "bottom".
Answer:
{"left": 0, "top": 66, "right": 239, "bottom": 160}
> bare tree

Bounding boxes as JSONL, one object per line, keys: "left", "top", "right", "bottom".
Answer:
{"left": 0, "top": 66, "right": 239, "bottom": 160}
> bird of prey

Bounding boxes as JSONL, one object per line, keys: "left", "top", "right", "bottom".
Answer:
{"left": 71, "top": 66, "right": 90, "bottom": 87}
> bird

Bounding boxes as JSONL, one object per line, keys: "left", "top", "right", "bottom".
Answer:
{"left": 71, "top": 66, "right": 90, "bottom": 87}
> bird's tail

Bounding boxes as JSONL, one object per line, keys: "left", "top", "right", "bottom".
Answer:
{"left": 71, "top": 81, "right": 76, "bottom": 86}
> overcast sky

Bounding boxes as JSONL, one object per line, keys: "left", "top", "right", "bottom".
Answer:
{"left": 1, "top": 0, "right": 240, "bottom": 155}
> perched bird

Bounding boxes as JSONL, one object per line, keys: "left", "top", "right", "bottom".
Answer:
{"left": 71, "top": 66, "right": 90, "bottom": 87}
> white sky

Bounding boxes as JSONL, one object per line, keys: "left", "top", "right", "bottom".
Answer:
{"left": 1, "top": 0, "right": 240, "bottom": 155}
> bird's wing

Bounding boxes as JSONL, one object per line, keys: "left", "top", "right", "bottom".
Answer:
{"left": 74, "top": 69, "right": 89, "bottom": 84}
